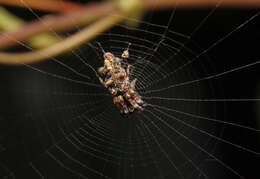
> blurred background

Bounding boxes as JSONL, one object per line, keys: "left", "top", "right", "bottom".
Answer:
{"left": 0, "top": 0, "right": 260, "bottom": 179}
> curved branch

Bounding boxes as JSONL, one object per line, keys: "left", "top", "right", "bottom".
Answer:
{"left": 0, "top": 0, "right": 83, "bottom": 13}
{"left": 0, "top": 0, "right": 259, "bottom": 50}
{"left": 0, "top": 1, "right": 115, "bottom": 50}
{"left": 0, "top": 7, "right": 60, "bottom": 49}
{"left": 0, "top": 0, "right": 260, "bottom": 65}
{"left": 0, "top": 12, "right": 125, "bottom": 65}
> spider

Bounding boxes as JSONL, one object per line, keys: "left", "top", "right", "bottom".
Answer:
{"left": 96, "top": 46, "right": 147, "bottom": 116}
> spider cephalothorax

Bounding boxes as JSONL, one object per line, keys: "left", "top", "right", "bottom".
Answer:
{"left": 96, "top": 48, "right": 147, "bottom": 115}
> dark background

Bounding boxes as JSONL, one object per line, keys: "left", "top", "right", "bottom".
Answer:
{"left": 0, "top": 0, "right": 260, "bottom": 179}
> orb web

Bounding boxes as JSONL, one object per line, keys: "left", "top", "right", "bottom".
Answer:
{"left": 0, "top": 1, "right": 260, "bottom": 179}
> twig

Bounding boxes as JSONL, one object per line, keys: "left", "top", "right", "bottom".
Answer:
{"left": 0, "top": 0, "right": 142, "bottom": 65}
{"left": 0, "top": 0, "right": 260, "bottom": 65}
{"left": 0, "top": 1, "right": 115, "bottom": 49}
{"left": 1, "top": 0, "right": 260, "bottom": 50}
{"left": 0, "top": 11, "right": 126, "bottom": 65}
{"left": 0, "top": 0, "right": 83, "bottom": 13}
{"left": 0, "top": 7, "right": 60, "bottom": 49}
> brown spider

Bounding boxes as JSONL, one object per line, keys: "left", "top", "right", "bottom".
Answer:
{"left": 96, "top": 48, "right": 147, "bottom": 116}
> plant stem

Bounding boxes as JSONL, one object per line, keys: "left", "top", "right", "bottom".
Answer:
{"left": 0, "top": 0, "right": 260, "bottom": 65}
{"left": 0, "top": 11, "right": 126, "bottom": 65}
{"left": 1, "top": 0, "right": 260, "bottom": 50}
{"left": 0, "top": 0, "right": 83, "bottom": 13}
{"left": 0, "top": 1, "right": 114, "bottom": 50}
{"left": 0, "top": 7, "right": 60, "bottom": 49}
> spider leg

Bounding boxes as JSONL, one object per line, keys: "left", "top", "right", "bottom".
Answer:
{"left": 126, "top": 64, "right": 131, "bottom": 76}
{"left": 130, "top": 78, "right": 137, "bottom": 89}
{"left": 96, "top": 73, "right": 105, "bottom": 86}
